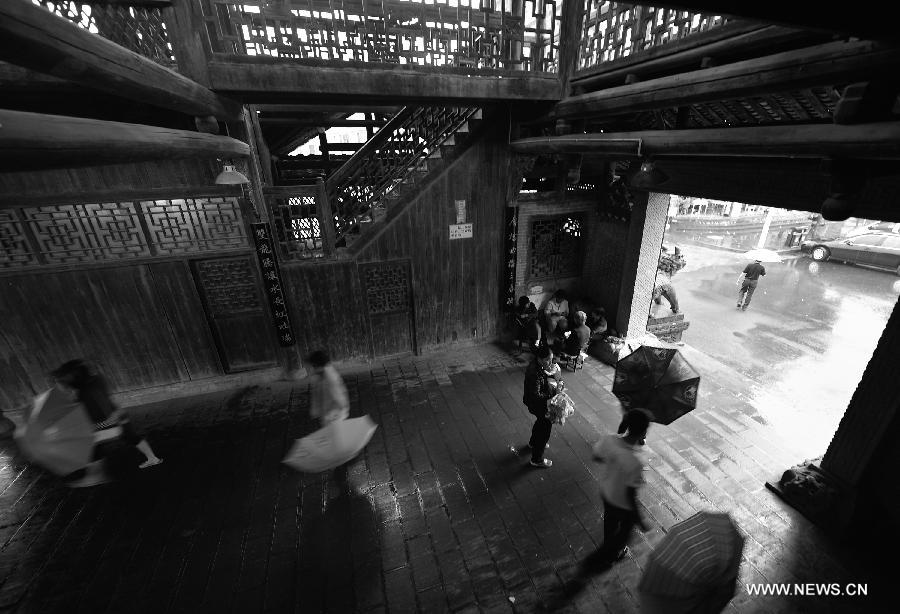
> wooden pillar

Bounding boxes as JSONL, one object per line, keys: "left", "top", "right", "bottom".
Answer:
{"left": 617, "top": 191, "right": 668, "bottom": 338}
{"left": 163, "top": 0, "right": 212, "bottom": 87}
{"left": 557, "top": 0, "right": 586, "bottom": 94}
{"left": 821, "top": 297, "right": 900, "bottom": 485}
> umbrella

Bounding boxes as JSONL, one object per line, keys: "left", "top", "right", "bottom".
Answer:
{"left": 14, "top": 388, "right": 94, "bottom": 476}
{"left": 282, "top": 415, "right": 378, "bottom": 473}
{"left": 742, "top": 248, "right": 782, "bottom": 263}
{"left": 612, "top": 345, "right": 700, "bottom": 424}
{"left": 638, "top": 511, "right": 745, "bottom": 613}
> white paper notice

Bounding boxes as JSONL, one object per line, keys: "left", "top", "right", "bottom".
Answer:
{"left": 449, "top": 223, "right": 473, "bottom": 239}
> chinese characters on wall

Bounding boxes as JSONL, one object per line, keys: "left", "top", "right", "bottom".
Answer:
{"left": 503, "top": 206, "right": 519, "bottom": 309}
{"left": 251, "top": 222, "right": 296, "bottom": 347}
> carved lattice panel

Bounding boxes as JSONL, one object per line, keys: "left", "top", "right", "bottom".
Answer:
{"left": 32, "top": 1, "right": 174, "bottom": 65}
{"left": 530, "top": 215, "right": 583, "bottom": 279}
{"left": 141, "top": 197, "right": 248, "bottom": 255}
{"left": 270, "top": 193, "right": 324, "bottom": 260}
{"left": 202, "top": 0, "right": 561, "bottom": 73}
{"left": 363, "top": 262, "right": 410, "bottom": 315}
{"left": 0, "top": 210, "right": 38, "bottom": 269}
{"left": 577, "top": 2, "right": 727, "bottom": 71}
{"left": 23, "top": 203, "right": 151, "bottom": 264}
{"left": 194, "top": 258, "right": 262, "bottom": 317}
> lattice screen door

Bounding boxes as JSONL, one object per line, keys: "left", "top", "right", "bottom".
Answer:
{"left": 359, "top": 260, "right": 416, "bottom": 357}
{"left": 191, "top": 256, "right": 279, "bottom": 372}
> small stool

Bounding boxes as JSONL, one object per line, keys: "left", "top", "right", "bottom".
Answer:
{"left": 560, "top": 351, "right": 587, "bottom": 371}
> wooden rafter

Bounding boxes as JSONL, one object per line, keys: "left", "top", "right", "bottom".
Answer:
{"left": 556, "top": 40, "right": 900, "bottom": 119}
{"left": 0, "top": 109, "right": 249, "bottom": 169}
{"left": 509, "top": 122, "right": 900, "bottom": 159}
{"left": 0, "top": 0, "right": 242, "bottom": 121}
{"left": 207, "top": 62, "right": 561, "bottom": 103}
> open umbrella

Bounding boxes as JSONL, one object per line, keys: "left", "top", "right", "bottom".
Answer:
{"left": 638, "top": 511, "right": 745, "bottom": 613}
{"left": 282, "top": 415, "right": 378, "bottom": 473}
{"left": 612, "top": 345, "right": 700, "bottom": 424}
{"left": 14, "top": 388, "right": 94, "bottom": 476}
{"left": 742, "top": 248, "right": 782, "bottom": 263}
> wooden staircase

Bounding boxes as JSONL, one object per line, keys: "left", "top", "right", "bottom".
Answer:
{"left": 323, "top": 106, "right": 485, "bottom": 255}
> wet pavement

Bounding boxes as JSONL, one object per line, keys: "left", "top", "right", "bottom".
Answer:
{"left": 651, "top": 242, "right": 900, "bottom": 460}
{"left": 0, "top": 344, "right": 889, "bottom": 613}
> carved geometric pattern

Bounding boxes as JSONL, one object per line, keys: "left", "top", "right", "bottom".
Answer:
{"left": 202, "top": 0, "right": 561, "bottom": 73}
{"left": 195, "top": 258, "right": 262, "bottom": 317}
{"left": 23, "top": 203, "right": 151, "bottom": 264}
{"left": 0, "top": 210, "right": 38, "bottom": 269}
{"left": 141, "top": 197, "right": 248, "bottom": 255}
{"left": 270, "top": 192, "right": 324, "bottom": 260}
{"left": 364, "top": 263, "right": 410, "bottom": 315}
{"left": 577, "top": 2, "right": 727, "bottom": 71}
{"left": 530, "top": 215, "right": 584, "bottom": 279}
{"left": 32, "top": 0, "right": 175, "bottom": 66}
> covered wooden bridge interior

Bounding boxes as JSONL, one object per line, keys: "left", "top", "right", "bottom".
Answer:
{"left": 1, "top": 0, "right": 899, "bottom": 578}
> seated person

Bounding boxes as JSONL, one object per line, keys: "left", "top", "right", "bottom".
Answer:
{"left": 559, "top": 310, "right": 591, "bottom": 358}
{"left": 587, "top": 307, "right": 608, "bottom": 338}
{"left": 542, "top": 290, "right": 570, "bottom": 342}
{"left": 514, "top": 296, "right": 541, "bottom": 348}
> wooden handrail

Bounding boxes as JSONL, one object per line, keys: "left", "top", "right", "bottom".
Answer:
{"left": 326, "top": 106, "right": 415, "bottom": 192}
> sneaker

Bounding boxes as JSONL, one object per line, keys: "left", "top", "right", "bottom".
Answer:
{"left": 529, "top": 459, "right": 553, "bottom": 468}
{"left": 139, "top": 457, "right": 164, "bottom": 470}
{"left": 616, "top": 546, "right": 629, "bottom": 561}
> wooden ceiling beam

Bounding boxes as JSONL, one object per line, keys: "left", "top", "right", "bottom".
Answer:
{"left": 256, "top": 104, "right": 401, "bottom": 115}
{"left": 556, "top": 40, "right": 900, "bottom": 119}
{"left": 259, "top": 118, "right": 386, "bottom": 128}
{"left": 0, "top": 109, "right": 249, "bottom": 170}
{"left": 208, "top": 62, "right": 561, "bottom": 103}
{"left": 640, "top": 1, "right": 900, "bottom": 41}
{"left": 509, "top": 122, "right": 900, "bottom": 159}
{"left": 0, "top": 0, "right": 242, "bottom": 121}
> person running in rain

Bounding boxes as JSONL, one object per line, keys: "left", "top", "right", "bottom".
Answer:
{"left": 53, "top": 360, "right": 162, "bottom": 486}
{"left": 588, "top": 409, "right": 650, "bottom": 567}
{"left": 737, "top": 259, "right": 766, "bottom": 310}
{"left": 522, "top": 344, "right": 563, "bottom": 468}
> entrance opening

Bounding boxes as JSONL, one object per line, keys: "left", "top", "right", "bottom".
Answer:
{"left": 651, "top": 194, "right": 900, "bottom": 459}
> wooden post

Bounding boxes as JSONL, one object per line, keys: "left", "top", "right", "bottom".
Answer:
{"left": 557, "top": 0, "right": 586, "bottom": 95}
{"left": 162, "top": 0, "right": 212, "bottom": 87}
{"left": 317, "top": 178, "right": 336, "bottom": 256}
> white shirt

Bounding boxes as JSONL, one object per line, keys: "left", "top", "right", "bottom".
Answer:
{"left": 593, "top": 434, "right": 645, "bottom": 509}
{"left": 310, "top": 364, "right": 349, "bottom": 425}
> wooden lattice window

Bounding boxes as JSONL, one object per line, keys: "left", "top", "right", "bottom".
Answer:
{"left": 363, "top": 263, "right": 410, "bottom": 315}
{"left": 530, "top": 215, "right": 584, "bottom": 279}
{"left": 270, "top": 195, "right": 324, "bottom": 261}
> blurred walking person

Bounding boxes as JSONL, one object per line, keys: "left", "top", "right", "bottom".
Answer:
{"left": 737, "top": 259, "right": 766, "bottom": 310}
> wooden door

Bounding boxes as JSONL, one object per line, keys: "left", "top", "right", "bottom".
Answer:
{"left": 191, "top": 255, "right": 278, "bottom": 372}
{"left": 359, "top": 260, "right": 416, "bottom": 357}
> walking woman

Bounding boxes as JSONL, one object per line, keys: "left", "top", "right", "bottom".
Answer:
{"left": 53, "top": 360, "right": 162, "bottom": 486}
{"left": 589, "top": 409, "right": 650, "bottom": 566}
{"left": 523, "top": 344, "right": 563, "bottom": 468}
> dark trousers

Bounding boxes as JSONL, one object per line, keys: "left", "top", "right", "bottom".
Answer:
{"left": 738, "top": 279, "right": 758, "bottom": 307}
{"left": 598, "top": 499, "right": 636, "bottom": 561}
{"left": 528, "top": 404, "right": 552, "bottom": 462}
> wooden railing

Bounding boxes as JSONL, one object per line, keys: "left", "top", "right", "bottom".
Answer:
{"left": 197, "top": 0, "right": 563, "bottom": 74}
{"left": 576, "top": 2, "right": 727, "bottom": 72}
{"left": 326, "top": 105, "right": 479, "bottom": 243}
{"left": 31, "top": 0, "right": 175, "bottom": 65}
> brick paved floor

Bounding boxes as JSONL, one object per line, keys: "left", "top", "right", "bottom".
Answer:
{"left": 0, "top": 344, "right": 888, "bottom": 613}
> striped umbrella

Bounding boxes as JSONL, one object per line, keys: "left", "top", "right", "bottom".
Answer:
{"left": 638, "top": 511, "right": 744, "bottom": 599}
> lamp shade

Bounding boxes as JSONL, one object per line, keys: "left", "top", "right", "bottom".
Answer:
{"left": 630, "top": 161, "right": 669, "bottom": 189}
{"left": 215, "top": 164, "right": 250, "bottom": 185}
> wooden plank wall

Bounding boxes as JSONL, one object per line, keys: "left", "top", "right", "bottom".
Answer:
{"left": 278, "top": 260, "right": 371, "bottom": 361}
{"left": 355, "top": 119, "right": 509, "bottom": 353}
{"left": 0, "top": 159, "right": 246, "bottom": 408}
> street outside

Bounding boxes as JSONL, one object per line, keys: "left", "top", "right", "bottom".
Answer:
{"left": 652, "top": 237, "right": 900, "bottom": 460}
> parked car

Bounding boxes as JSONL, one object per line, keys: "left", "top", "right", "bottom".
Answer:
{"left": 800, "top": 233, "right": 900, "bottom": 275}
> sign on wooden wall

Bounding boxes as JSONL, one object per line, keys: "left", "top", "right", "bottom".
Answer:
{"left": 251, "top": 222, "right": 296, "bottom": 347}
{"left": 449, "top": 223, "right": 473, "bottom": 240}
{"left": 503, "top": 206, "right": 519, "bottom": 309}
